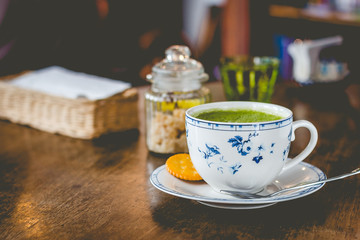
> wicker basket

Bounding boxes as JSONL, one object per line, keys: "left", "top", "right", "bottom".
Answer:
{"left": 0, "top": 73, "right": 139, "bottom": 139}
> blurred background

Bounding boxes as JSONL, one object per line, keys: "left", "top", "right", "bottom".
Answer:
{"left": 1, "top": 0, "right": 360, "bottom": 88}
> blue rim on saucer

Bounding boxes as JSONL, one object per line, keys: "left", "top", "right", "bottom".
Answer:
{"left": 150, "top": 162, "right": 326, "bottom": 206}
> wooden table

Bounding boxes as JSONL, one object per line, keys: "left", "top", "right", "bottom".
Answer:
{"left": 0, "top": 81, "right": 359, "bottom": 239}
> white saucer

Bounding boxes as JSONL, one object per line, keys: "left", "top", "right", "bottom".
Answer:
{"left": 150, "top": 162, "right": 326, "bottom": 209}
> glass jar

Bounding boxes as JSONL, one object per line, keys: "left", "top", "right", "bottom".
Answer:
{"left": 145, "top": 45, "right": 211, "bottom": 154}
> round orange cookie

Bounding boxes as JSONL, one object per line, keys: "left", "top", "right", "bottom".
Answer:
{"left": 166, "top": 153, "right": 203, "bottom": 181}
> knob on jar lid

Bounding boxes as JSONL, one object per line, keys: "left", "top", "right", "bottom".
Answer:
{"left": 146, "top": 45, "right": 209, "bottom": 91}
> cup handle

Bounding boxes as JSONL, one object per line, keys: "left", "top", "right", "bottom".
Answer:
{"left": 281, "top": 120, "right": 318, "bottom": 173}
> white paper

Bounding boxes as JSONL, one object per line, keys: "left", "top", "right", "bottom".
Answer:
{"left": 9, "top": 66, "right": 132, "bottom": 100}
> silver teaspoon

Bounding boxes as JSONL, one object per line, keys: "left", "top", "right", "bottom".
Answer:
{"left": 221, "top": 167, "right": 360, "bottom": 199}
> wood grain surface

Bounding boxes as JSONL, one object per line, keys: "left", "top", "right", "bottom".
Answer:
{"left": 0, "top": 81, "right": 359, "bottom": 240}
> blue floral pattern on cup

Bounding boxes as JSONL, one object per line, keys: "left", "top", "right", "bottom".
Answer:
{"left": 197, "top": 128, "right": 293, "bottom": 175}
{"left": 228, "top": 132, "right": 258, "bottom": 156}
{"left": 198, "top": 143, "right": 242, "bottom": 175}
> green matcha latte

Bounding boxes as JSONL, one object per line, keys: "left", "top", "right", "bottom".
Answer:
{"left": 192, "top": 109, "right": 282, "bottom": 123}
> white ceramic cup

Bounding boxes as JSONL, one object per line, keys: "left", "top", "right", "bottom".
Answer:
{"left": 185, "top": 101, "right": 318, "bottom": 193}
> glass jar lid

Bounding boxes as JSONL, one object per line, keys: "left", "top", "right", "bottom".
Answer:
{"left": 146, "top": 45, "right": 209, "bottom": 92}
